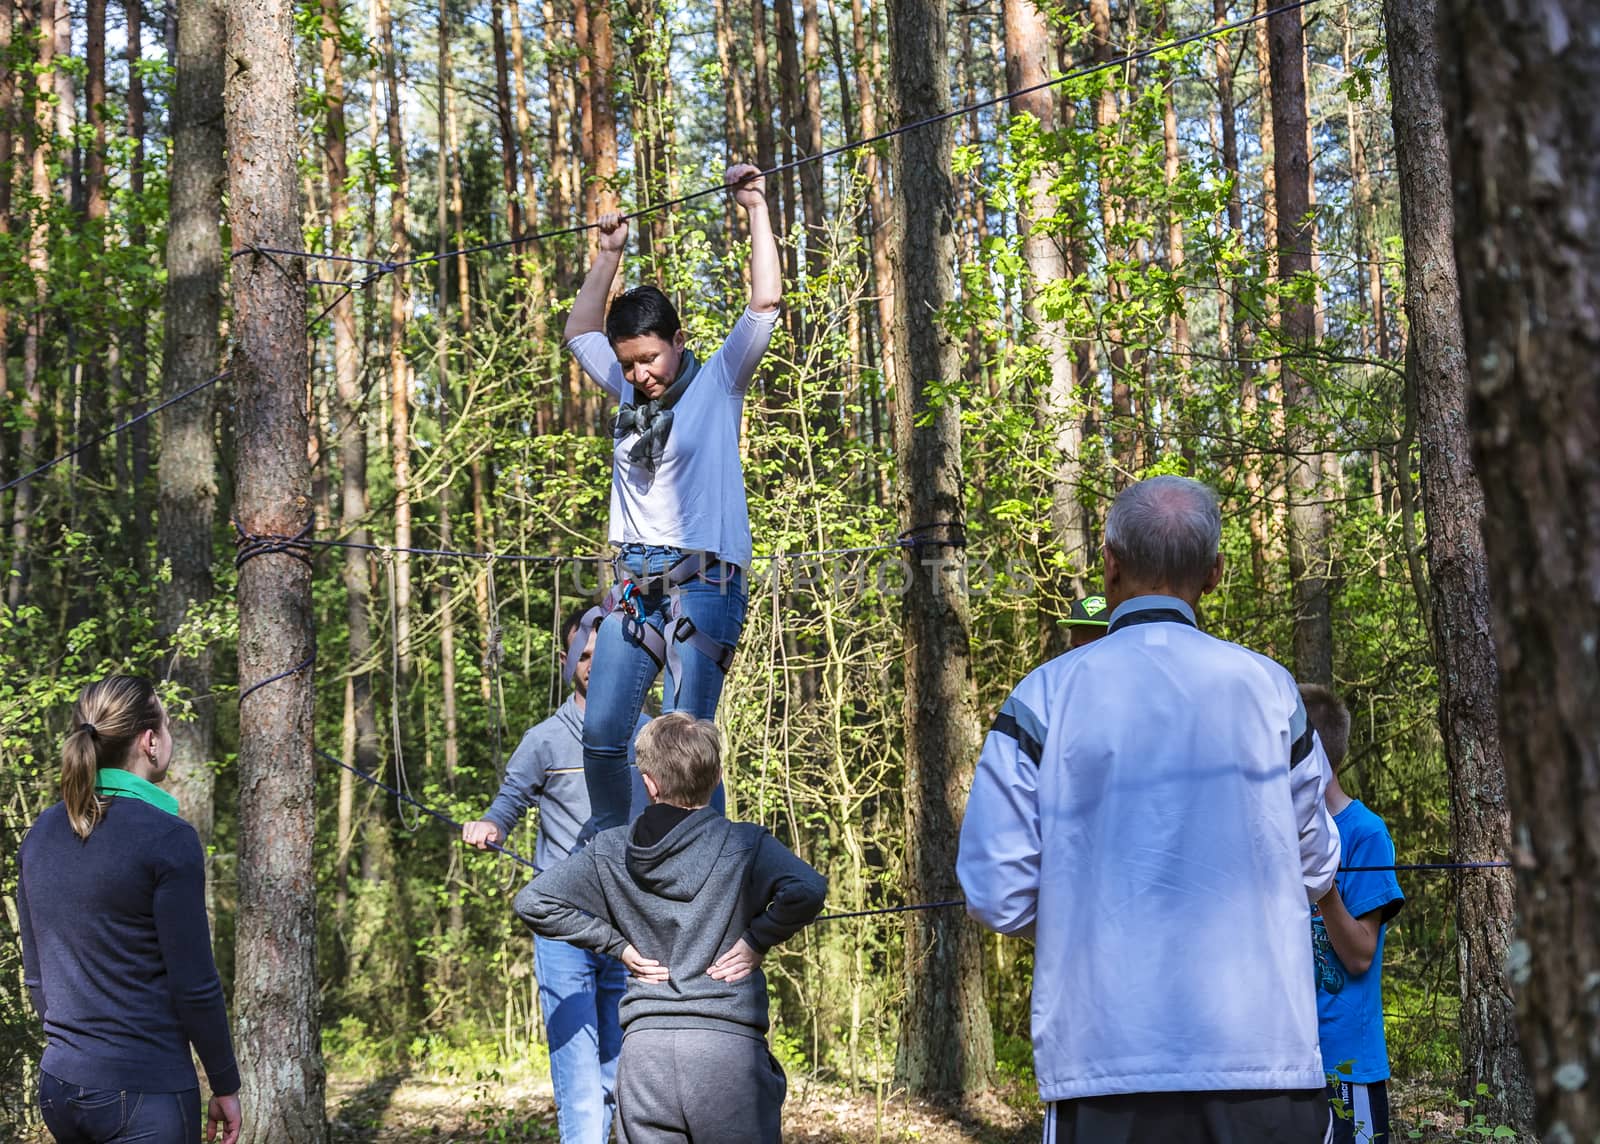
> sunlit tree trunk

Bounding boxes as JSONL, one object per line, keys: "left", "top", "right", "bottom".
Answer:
{"left": 0, "top": 0, "right": 12, "bottom": 483}
{"left": 1003, "top": 0, "right": 1087, "bottom": 648}
{"left": 1090, "top": 0, "right": 1132, "bottom": 480}
{"left": 11, "top": 0, "right": 59, "bottom": 608}
{"left": 850, "top": 0, "right": 894, "bottom": 397}
{"left": 320, "top": 0, "right": 382, "bottom": 959}
{"left": 378, "top": 0, "right": 414, "bottom": 677}
{"left": 1442, "top": 2, "right": 1600, "bottom": 1137}
{"left": 799, "top": 0, "right": 827, "bottom": 279}
{"left": 1266, "top": 0, "right": 1333, "bottom": 685}
{"left": 886, "top": 0, "right": 994, "bottom": 1096}
{"left": 124, "top": 0, "right": 152, "bottom": 559}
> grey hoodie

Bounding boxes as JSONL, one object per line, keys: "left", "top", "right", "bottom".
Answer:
{"left": 514, "top": 807, "right": 827, "bottom": 1038}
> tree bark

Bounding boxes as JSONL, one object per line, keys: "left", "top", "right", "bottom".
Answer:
{"left": 886, "top": 0, "right": 994, "bottom": 1096}
{"left": 79, "top": 0, "right": 110, "bottom": 495}
{"left": 320, "top": 0, "right": 382, "bottom": 957}
{"left": 751, "top": 0, "right": 777, "bottom": 208}
{"left": 10, "top": 0, "right": 59, "bottom": 608}
{"left": 798, "top": 0, "right": 827, "bottom": 278}
{"left": 125, "top": 0, "right": 153, "bottom": 559}
{"left": 224, "top": 0, "right": 324, "bottom": 1126}
{"left": 1266, "top": 1, "right": 1333, "bottom": 685}
{"left": 1383, "top": 4, "right": 1533, "bottom": 1126}
{"left": 160, "top": 0, "right": 228, "bottom": 894}
{"left": 846, "top": 0, "right": 892, "bottom": 397}
{"left": 378, "top": 0, "right": 414, "bottom": 677}
{"left": 1003, "top": 0, "right": 1088, "bottom": 631}
{"left": 1089, "top": 0, "right": 1133, "bottom": 480}
{"left": 488, "top": 0, "right": 522, "bottom": 239}
{"left": 1442, "top": 2, "right": 1600, "bottom": 1138}
{"left": 0, "top": 0, "right": 12, "bottom": 483}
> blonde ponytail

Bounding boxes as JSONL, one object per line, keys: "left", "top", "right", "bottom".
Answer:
{"left": 62, "top": 676, "right": 163, "bottom": 839}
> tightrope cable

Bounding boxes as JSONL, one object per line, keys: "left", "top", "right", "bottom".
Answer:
{"left": 0, "top": 370, "right": 231, "bottom": 496}
{"left": 230, "top": 0, "right": 1325, "bottom": 279}
{"left": 12, "top": 0, "right": 1325, "bottom": 495}
{"left": 312, "top": 734, "right": 1512, "bottom": 926}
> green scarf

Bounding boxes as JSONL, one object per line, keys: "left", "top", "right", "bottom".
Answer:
{"left": 96, "top": 767, "right": 181, "bottom": 817}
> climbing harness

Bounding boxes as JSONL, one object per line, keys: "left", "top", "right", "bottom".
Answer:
{"left": 564, "top": 549, "right": 739, "bottom": 685}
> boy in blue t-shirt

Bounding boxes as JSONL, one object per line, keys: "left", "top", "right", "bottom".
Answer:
{"left": 1301, "top": 684, "right": 1406, "bottom": 1144}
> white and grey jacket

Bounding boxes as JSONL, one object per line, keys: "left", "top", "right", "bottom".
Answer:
{"left": 958, "top": 594, "right": 1340, "bottom": 1102}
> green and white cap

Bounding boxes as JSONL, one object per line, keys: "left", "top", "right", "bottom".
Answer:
{"left": 1064, "top": 595, "right": 1110, "bottom": 627}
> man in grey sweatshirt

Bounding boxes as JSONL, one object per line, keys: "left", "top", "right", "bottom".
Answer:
{"left": 515, "top": 712, "right": 827, "bottom": 1144}
{"left": 463, "top": 608, "right": 647, "bottom": 1144}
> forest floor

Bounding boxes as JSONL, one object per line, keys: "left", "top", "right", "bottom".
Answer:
{"left": 327, "top": 1065, "right": 1497, "bottom": 1142}
{"left": 327, "top": 1065, "right": 1045, "bottom": 1142}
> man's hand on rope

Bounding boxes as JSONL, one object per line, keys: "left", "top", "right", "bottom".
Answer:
{"left": 622, "top": 944, "right": 669, "bottom": 983}
{"left": 726, "top": 163, "right": 766, "bottom": 210}
{"left": 461, "top": 819, "right": 504, "bottom": 850}
{"left": 706, "top": 937, "right": 763, "bottom": 984}
{"left": 597, "top": 211, "right": 629, "bottom": 254}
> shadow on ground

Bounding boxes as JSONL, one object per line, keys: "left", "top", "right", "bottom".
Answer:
{"left": 329, "top": 1070, "right": 410, "bottom": 1143}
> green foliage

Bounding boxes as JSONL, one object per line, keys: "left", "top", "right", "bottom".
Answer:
{"left": 0, "top": 0, "right": 1492, "bottom": 1133}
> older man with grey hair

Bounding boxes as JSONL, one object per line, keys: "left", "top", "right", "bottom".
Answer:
{"left": 958, "top": 475, "right": 1340, "bottom": 1143}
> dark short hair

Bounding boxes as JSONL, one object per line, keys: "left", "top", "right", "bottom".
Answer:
{"left": 1299, "top": 683, "right": 1351, "bottom": 768}
{"left": 605, "top": 285, "right": 681, "bottom": 344}
{"left": 561, "top": 606, "right": 593, "bottom": 651}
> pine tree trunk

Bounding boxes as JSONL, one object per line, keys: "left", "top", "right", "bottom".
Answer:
{"left": 1266, "top": 1, "right": 1333, "bottom": 685}
{"left": 80, "top": 0, "right": 109, "bottom": 495}
{"left": 378, "top": 0, "right": 414, "bottom": 677}
{"left": 11, "top": 0, "right": 59, "bottom": 608}
{"left": 508, "top": 0, "right": 537, "bottom": 234}
{"left": 125, "top": 0, "right": 152, "bottom": 562}
{"left": 798, "top": 0, "right": 826, "bottom": 279}
{"left": 159, "top": 0, "right": 227, "bottom": 883}
{"left": 1441, "top": 3, "right": 1600, "bottom": 1137}
{"left": 320, "top": 0, "right": 382, "bottom": 956}
{"left": 1384, "top": 6, "right": 1533, "bottom": 1127}
{"left": 0, "top": 0, "right": 12, "bottom": 482}
{"left": 1003, "top": 0, "right": 1087, "bottom": 638}
{"left": 886, "top": 0, "right": 994, "bottom": 1096}
{"left": 488, "top": 0, "right": 521, "bottom": 238}
{"left": 751, "top": 0, "right": 776, "bottom": 207}
{"left": 849, "top": 0, "right": 893, "bottom": 392}
{"left": 713, "top": 0, "right": 750, "bottom": 157}
{"left": 1090, "top": 0, "right": 1132, "bottom": 479}
{"left": 224, "top": 0, "right": 324, "bottom": 1126}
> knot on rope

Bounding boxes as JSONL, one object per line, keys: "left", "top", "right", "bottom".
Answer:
{"left": 232, "top": 517, "right": 316, "bottom": 570}
{"left": 898, "top": 521, "right": 968, "bottom": 551}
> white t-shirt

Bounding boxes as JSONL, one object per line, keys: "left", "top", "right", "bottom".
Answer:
{"left": 568, "top": 307, "right": 778, "bottom": 569}
{"left": 958, "top": 595, "right": 1340, "bottom": 1102}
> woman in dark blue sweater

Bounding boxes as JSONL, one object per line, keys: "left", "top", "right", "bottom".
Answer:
{"left": 17, "top": 676, "right": 242, "bottom": 1143}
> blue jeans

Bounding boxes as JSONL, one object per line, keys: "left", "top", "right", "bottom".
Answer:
{"left": 39, "top": 1072, "right": 201, "bottom": 1144}
{"left": 582, "top": 544, "right": 747, "bottom": 829}
{"left": 536, "top": 935, "right": 625, "bottom": 1144}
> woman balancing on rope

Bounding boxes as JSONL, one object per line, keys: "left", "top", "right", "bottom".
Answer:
{"left": 563, "top": 163, "right": 781, "bottom": 831}
{"left": 16, "top": 676, "right": 242, "bottom": 1144}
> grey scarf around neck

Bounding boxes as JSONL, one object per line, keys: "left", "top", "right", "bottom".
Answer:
{"left": 611, "top": 348, "right": 700, "bottom": 472}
